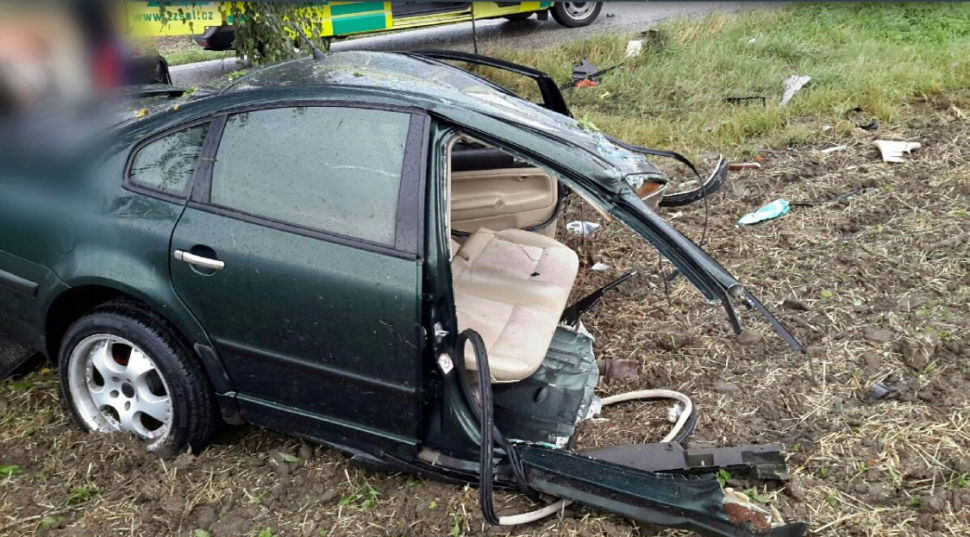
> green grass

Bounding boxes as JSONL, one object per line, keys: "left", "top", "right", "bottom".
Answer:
{"left": 481, "top": 3, "right": 970, "bottom": 155}
{"left": 165, "top": 48, "right": 234, "bottom": 66}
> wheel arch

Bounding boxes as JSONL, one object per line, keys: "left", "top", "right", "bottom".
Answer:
{"left": 42, "top": 281, "right": 235, "bottom": 395}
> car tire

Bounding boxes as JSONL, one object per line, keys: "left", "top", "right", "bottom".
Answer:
{"left": 551, "top": 2, "right": 602, "bottom": 28}
{"left": 159, "top": 61, "right": 172, "bottom": 86}
{"left": 58, "top": 299, "right": 217, "bottom": 458}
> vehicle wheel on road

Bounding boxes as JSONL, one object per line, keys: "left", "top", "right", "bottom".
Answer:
{"left": 58, "top": 299, "right": 217, "bottom": 458}
{"left": 504, "top": 12, "right": 534, "bottom": 21}
{"left": 551, "top": 2, "right": 602, "bottom": 28}
{"left": 157, "top": 61, "right": 172, "bottom": 85}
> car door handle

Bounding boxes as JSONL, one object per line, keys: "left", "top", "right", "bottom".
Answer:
{"left": 174, "top": 250, "right": 225, "bottom": 271}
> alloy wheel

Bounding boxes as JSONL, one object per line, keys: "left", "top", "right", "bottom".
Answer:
{"left": 66, "top": 334, "right": 173, "bottom": 450}
{"left": 563, "top": 3, "right": 597, "bottom": 20}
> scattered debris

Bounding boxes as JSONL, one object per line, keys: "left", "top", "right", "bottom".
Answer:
{"left": 667, "top": 402, "right": 684, "bottom": 423}
{"left": 596, "top": 359, "right": 638, "bottom": 379}
{"left": 845, "top": 107, "right": 878, "bottom": 130}
{"left": 563, "top": 60, "right": 626, "bottom": 90}
{"left": 874, "top": 140, "right": 921, "bottom": 163}
{"left": 822, "top": 124, "right": 834, "bottom": 131}
{"left": 625, "top": 40, "right": 644, "bottom": 58}
{"left": 722, "top": 488, "right": 774, "bottom": 532}
{"left": 566, "top": 221, "right": 601, "bottom": 236}
{"left": 779, "top": 75, "right": 811, "bottom": 106}
{"left": 724, "top": 96, "right": 766, "bottom": 107}
{"left": 738, "top": 199, "right": 790, "bottom": 226}
{"left": 570, "top": 60, "right": 600, "bottom": 86}
{"left": 590, "top": 262, "right": 610, "bottom": 272}
{"left": 134, "top": 108, "right": 148, "bottom": 119}
{"left": 869, "top": 381, "right": 891, "bottom": 400}
{"left": 747, "top": 37, "right": 757, "bottom": 44}
{"left": 820, "top": 145, "right": 848, "bottom": 154}
{"left": 729, "top": 162, "right": 762, "bottom": 171}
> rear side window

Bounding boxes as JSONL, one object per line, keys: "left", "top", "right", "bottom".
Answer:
{"left": 129, "top": 124, "right": 209, "bottom": 196}
{"left": 210, "top": 106, "right": 410, "bottom": 246}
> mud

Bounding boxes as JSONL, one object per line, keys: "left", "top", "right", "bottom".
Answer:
{"left": 0, "top": 100, "right": 967, "bottom": 536}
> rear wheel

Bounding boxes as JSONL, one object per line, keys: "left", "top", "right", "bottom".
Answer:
{"left": 551, "top": 2, "right": 601, "bottom": 28}
{"left": 59, "top": 300, "right": 217, "bottom": 458}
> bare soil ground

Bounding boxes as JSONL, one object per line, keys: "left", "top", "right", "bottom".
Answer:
{"left": 0, "top": 99, "right": 967, "bottom": 537}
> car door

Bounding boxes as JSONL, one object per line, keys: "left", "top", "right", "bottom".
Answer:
{"left": 170, "top": 104, "right": 427, "bottom": 443}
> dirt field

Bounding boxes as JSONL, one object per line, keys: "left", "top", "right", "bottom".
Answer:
{"left": 0, "top": 97, "right": 967, "bottom": 536}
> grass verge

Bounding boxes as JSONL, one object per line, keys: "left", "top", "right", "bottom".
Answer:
{"left": 146, "top": 35, "right": 234, "bottom": 66}
{"left": 480, "top": 3, "right": 969, "bottom": 156}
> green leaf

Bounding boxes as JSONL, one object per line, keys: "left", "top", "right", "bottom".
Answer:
{"left": 65, "top": 487, "right": 99, "bottom": 505}
{"left": 744, "top": 489, "right": 769, "bottom": 504}
{"left": 715, "top": 469, "right": 732, "bottom": 487}
{"left": 193, "top": 530, "right": 212, "bottom": 537}
{"left": 40, "top": 516, "right": 62, "bottom": 531}
{"left": 278, "top": 452, "right": 301, "bottom": 464}
{"left": 428, "top": 500, "right": 438, "bottom": 510}
{"left": 819, "top": 289, "right": 833, "bottom": 300}
{"left": 0, "top": 465, "right": 22, "bottom": 478}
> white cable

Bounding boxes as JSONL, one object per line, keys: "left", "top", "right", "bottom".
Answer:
{"left": 497, "top": 389, "right": 693, "bottom": 525}
{"left": 601, "top": 389, "right": 693, "bottom": 443}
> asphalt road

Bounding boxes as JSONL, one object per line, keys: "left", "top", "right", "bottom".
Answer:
{"left": 171, "top": 2, "right": 776, "bottom": 87}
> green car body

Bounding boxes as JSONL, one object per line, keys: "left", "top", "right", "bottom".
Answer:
{"left": 0, "top": 51, "right": 806, "bottom": 536}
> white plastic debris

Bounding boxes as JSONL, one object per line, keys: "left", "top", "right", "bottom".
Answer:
{"left": 747, "top": 37, "right": 757, "bottom": 44}
{"left": 566, "top": 221, "right": 601, "bottom": 236}
{"left": 738, "top": 199, "right": 790, "bottom": 226}
{"left": 779, "top": 75, "right": 811, "bottom": 106}
{"left": 821, "top": 145, "right": 847, "bottom": 154}
{"left": 667, "top": 402, "right": 684, "bottom": 424}
{"left": 591, "top": 262, "right": 610, "bottom": 272}
{"left": 873, "top": 140, "right": 921, "bottom": 163}
{"left": 625, "top": 40, "right": 644, "bottom": 58}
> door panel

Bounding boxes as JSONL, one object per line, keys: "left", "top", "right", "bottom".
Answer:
{"left": 169, "top": 105, "right": 427, "bottom": 443}
{"left": 170, "top": 208, "right": 422, "bottom": 437}
{"left": 450, "top": 168, "right": 557, "bottom": 234}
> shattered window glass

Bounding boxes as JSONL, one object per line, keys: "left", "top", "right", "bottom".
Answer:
{"left": 211, "top": 107, "right": 409, "bottom": 246}
{"left": 129, "top": 124, "right": 209, "bottom": 196}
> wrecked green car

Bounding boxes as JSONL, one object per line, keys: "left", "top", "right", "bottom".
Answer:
{"left": 0, "top": 51, "right": 807, "bottom": 536}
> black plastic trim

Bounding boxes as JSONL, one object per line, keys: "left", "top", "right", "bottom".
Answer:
{"left": 0, "top": 268, "right": 37, "bottom": 297}
{"left": 216, "top": 338, "right": 418, "bottom": 397}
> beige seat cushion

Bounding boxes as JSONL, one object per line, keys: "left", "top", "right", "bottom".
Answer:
{"left": 452, "top": 228, "right": 579, "bottom": 382}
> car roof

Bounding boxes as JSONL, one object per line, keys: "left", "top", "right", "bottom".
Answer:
{"left": 197, "top": 52, "right": 666, "bottom": 194}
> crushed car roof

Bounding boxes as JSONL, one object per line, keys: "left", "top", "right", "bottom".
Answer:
{"left": 202, "top": 51, "right": 667, "bottom": 193}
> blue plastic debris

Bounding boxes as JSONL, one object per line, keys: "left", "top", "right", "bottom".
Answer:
{"left": 738, "top": 199, "right": 790, "bottom": 226}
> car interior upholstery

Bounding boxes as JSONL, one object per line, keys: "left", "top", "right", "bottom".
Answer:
{"left": 448, "top": 138, "right": 579, "bottom": 383}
